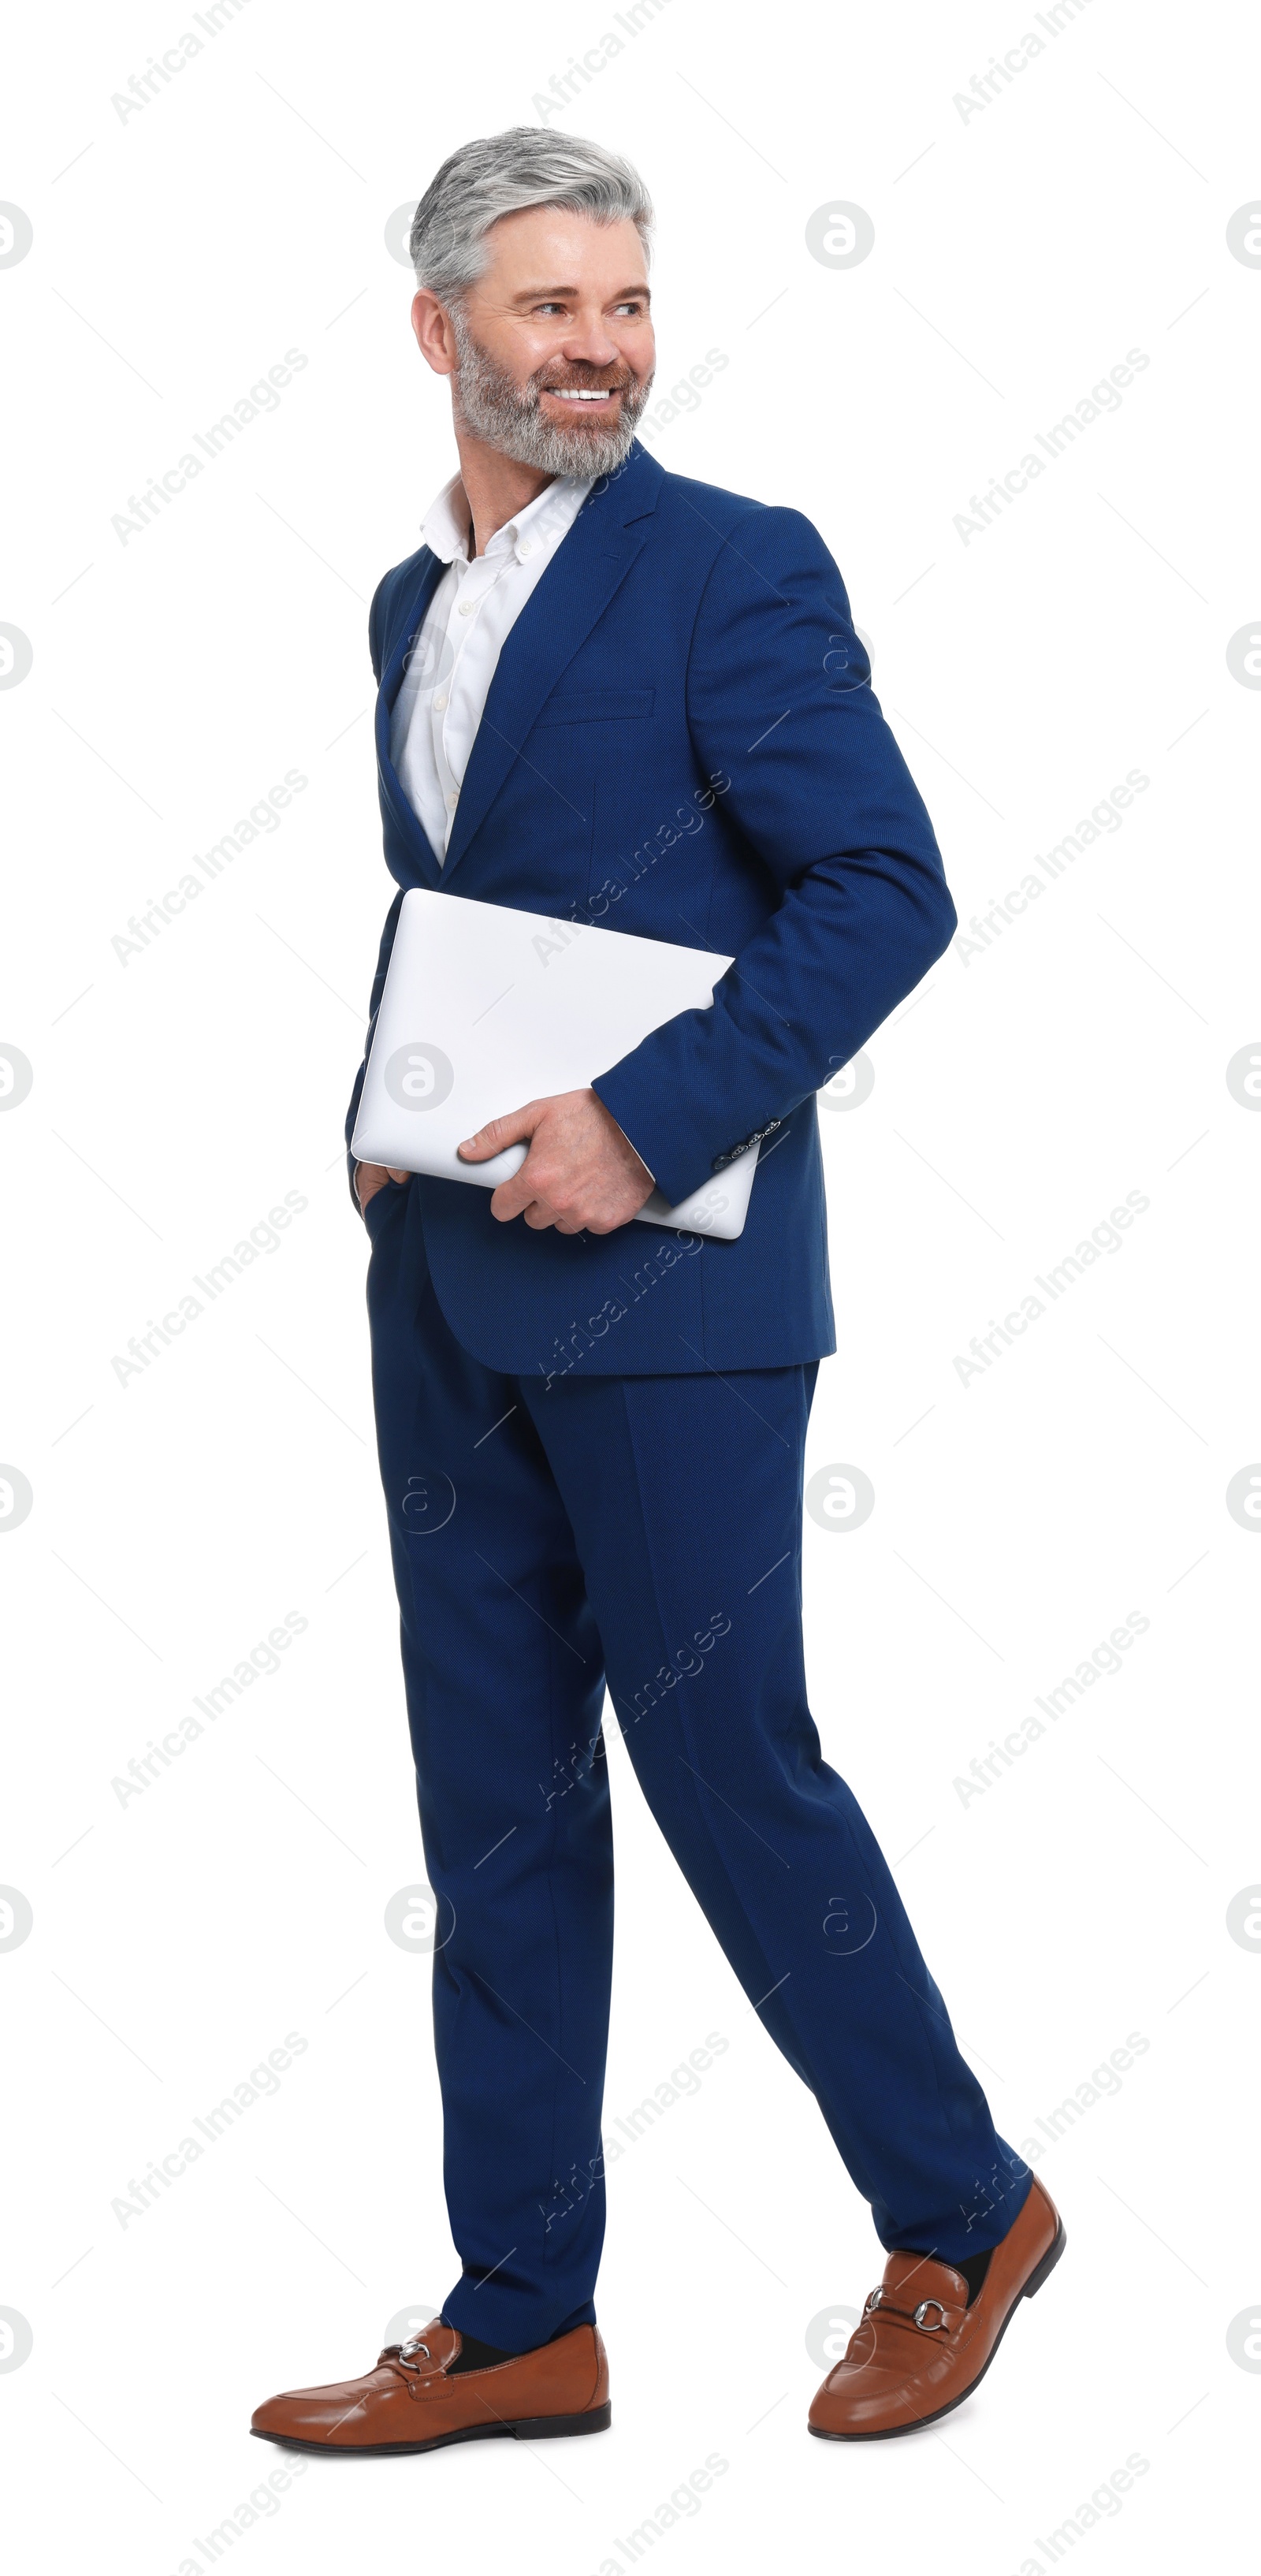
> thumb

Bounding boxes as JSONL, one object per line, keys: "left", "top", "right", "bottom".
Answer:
{"left": 457, "top": 1101, "right": 541, "bottom": 1161}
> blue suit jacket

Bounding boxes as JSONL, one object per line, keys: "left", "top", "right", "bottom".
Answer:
{"left": 345, "top": 441, "right": 956, "bottom": 1380}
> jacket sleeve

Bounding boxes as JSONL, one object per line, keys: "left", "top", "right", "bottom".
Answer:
{"left": 590, "top": 505, "right": 958, "bottom": 1208}
{"left": 344, "top": 574, "right": 398, "bottom": 1208}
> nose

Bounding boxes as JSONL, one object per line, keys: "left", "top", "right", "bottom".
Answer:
{"left": 559, "top": 307, "right": 623, "bottom": 370}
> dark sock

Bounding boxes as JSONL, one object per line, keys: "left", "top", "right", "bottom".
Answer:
{"left": 954, "top": 2249, "right": 993, "bottom": 2303}
{"left": 443, "top": 2330, "right": 515, "bottom": 2375}
{"left": 899, "top": 2245, "right": 993, "bottom": 2305}
{"left": 440, "top": 2320, "right": 578, "bottom": 2373}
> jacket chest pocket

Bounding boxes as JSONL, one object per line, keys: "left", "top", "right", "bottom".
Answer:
{"left": 532, "top": 687, "right": 656, "bottom": 728}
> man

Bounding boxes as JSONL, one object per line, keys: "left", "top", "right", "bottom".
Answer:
{"left": 251, "top": 129, "right": 1063, "bottom": 2460}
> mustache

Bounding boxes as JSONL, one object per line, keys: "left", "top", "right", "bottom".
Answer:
{"left": 529, "top": 363, "right": 638, "bottom": 399}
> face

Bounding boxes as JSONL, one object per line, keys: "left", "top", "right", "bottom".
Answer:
{"left": 413, "top": 206, "right": 656, "bottom": 476}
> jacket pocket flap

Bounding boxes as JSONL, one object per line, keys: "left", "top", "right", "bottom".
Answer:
{"left": 534, "top": 687, "right": 656, "bottom": 726}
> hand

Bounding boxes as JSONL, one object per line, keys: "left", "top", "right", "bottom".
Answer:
{"left": 355, "top": 1160, "right": 410, "bottom": 1215}
{"left": 457, "top": 1088, "right": 656, "bottom": 1234}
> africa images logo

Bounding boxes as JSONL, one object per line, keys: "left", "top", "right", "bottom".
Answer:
{"left": 384, "top": 1044, "right": 455, "bottom": 1111}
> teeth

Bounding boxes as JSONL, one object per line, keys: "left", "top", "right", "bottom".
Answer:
{"left": 550, "top": 388, "right": 614, "bottom": 400}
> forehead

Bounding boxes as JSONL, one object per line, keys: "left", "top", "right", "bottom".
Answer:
{"left": 475, "top": 205, "right": 649, "bottom": 294}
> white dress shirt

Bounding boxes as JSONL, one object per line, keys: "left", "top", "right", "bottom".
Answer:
{"left": 390, "top": 470, "right": 593, "bottom": 862}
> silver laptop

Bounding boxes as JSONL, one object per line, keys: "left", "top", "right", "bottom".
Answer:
{"left": 350, "top": 890, "right": 761, "bottom": 1239}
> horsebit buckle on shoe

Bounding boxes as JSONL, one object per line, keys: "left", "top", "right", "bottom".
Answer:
{"left": 913, "top": 2299, "right": 947, "bottom": 2331}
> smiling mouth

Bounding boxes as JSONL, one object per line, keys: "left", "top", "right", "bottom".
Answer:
{"left": 543, "top": 385, "right": 620, "bottom": 403}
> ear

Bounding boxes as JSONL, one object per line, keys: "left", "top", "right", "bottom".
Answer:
{"left": 412, "top": 289, "right": 458, "bottom": 378}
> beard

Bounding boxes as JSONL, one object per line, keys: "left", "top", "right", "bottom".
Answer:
{"left": 449, "top": 306, "right": 653, "bottom": 477}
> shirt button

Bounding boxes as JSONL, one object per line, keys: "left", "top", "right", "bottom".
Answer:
{"left": 519, "top": 538, "right": 535, "bottom": 558}
{"left": 433, "top": 693, "right": 447, "bottom": 712}
{"left": 446, "top": 791, "right": 458, "bottom": 809}
{"left": 458, "top": 597, "right": 476, "bottom": 616}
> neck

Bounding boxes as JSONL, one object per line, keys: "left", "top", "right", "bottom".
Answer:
{"left": 452, "top": 425, "right": 554, "bottom": 560}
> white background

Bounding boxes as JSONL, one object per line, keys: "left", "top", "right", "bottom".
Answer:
{"left": 2, "top": 0, "right": 1259, "bottom": 2568}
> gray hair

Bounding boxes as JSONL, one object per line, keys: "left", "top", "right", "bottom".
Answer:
{"left": 410, "top": 128, "right": 653, "bottom": 303}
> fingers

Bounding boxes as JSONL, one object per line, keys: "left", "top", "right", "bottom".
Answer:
{"left": 355, "top": 1160, "right": 410, "bottom": 1215}
{"left": 501, "top": 1191, "right": 582, "bottom": 1234}
{"left": 492, "top": 1174, "right": 567, "bottom": 1230}
{"left": 487, "top": 1128, "right": 557, "bottom": 1226}
{"left": 489, "top": 1169, "right": 551, "bottom": 1224}
{"left": 457, "top": 1103, "right": 540, "bottom": 1162}
{"left": 519, "top": 1204, "right": 580, "bottom": 1234}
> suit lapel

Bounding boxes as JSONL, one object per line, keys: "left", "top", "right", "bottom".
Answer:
{"left": 375, "top": 551, "right": 448, "bottom": 885}
{"left": 441, "top": 452, "right": 661, "bottom": 879}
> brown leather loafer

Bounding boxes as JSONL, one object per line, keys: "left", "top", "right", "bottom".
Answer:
{"left": 809, "top": 2174, "right": 1066, "bottom": 2440}
{"left": 251, "top": 2318, "right": 610, "bottom": 2455}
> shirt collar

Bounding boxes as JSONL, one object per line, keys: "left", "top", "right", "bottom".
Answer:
{"left": 420, "top": 469, "right": 593, "bottom": 568}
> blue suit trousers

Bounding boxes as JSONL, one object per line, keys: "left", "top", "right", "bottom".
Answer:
{"left": 366, "top": 1174, "right": 1031, "bottom": 2351}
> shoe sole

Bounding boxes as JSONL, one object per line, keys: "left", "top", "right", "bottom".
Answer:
{"left": 250, "top": 2401, "right": 612, "bottom": 2458}
{"left": 808, "top": 2217, "right": 1067, "bottom": 2444}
